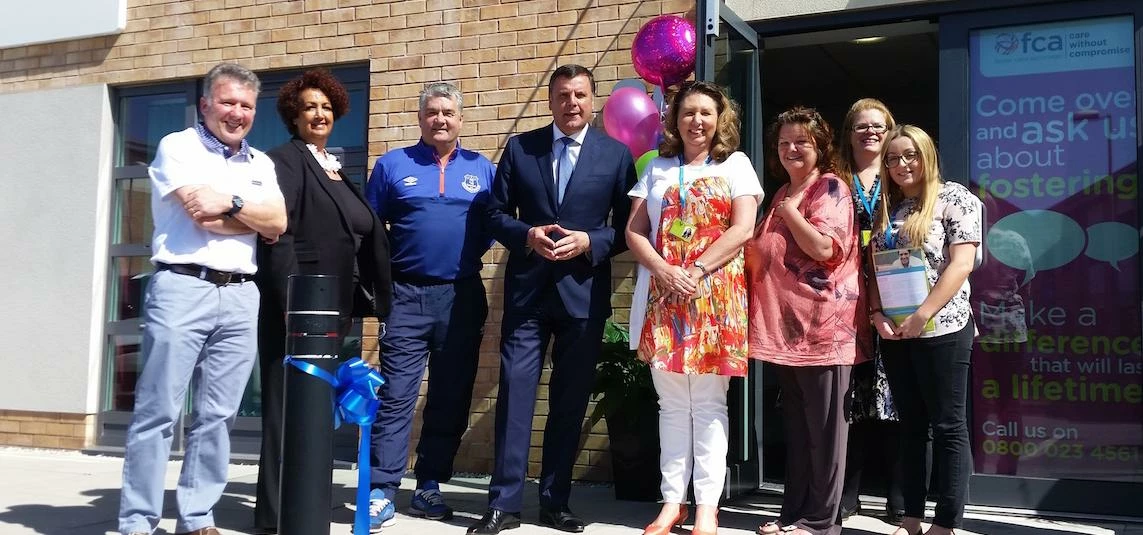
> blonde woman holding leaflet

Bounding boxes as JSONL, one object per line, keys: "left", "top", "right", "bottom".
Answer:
{"left": 869, "top": 125, "right": 982, "bottom": 535}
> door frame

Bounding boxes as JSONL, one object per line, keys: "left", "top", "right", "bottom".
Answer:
{"left": 696, "top": 0, "right": 763, "bottom": 498}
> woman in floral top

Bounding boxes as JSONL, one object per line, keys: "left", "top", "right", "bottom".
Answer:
{"left": 626, "top": 81, "right": 762, "bottom": 535}
{"left": 869, "top": 125, "right": 982, "bottom": 535}
{"left": 749, "top": 107, "right": 869, "bottom": 535}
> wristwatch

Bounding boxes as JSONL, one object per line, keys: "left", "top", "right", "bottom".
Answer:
{"left": 693, "top": 260, "right": 710, "bottom": 276}
{"left": 226, "top": 195, "right": 244, "bottom": 217}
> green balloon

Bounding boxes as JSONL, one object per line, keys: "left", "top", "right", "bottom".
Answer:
{"left": 635, "top": 149, "right": 659, "bottom": 177}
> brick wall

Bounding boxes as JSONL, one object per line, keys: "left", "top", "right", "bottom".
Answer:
{"left": 0, "top": 410, "right": 95, "bottom": 450}
{"left": 0, "top": 0, "right": 692, "bottom": 481}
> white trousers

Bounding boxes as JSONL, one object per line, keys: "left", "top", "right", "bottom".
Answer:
{"left": 651, "top": 368, "right": 731, "bottom": 505}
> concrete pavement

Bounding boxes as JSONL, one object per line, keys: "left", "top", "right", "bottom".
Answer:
{"left": 0, "top": 447, "right": 1138, "bottom": 535}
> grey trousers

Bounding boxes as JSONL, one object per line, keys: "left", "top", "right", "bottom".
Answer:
{"left": 118, "top": 269, "right": 259, "bottom": 534}
{"left": 775, "top": 364, "right": 852, "bottom": 535}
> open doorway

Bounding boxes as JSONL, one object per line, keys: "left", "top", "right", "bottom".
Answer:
{"left": 754, "top": 20, "right": 939, "bottom": 495}
{"left": 759, "top": 21, "right": 939, "bottom": 197}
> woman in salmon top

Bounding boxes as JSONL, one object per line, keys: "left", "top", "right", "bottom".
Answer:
{"left": 747, "top": 107, "right": 869, "bottom": 535}
{"left": 627, "top": 81, "right": 762, "bottom": 535}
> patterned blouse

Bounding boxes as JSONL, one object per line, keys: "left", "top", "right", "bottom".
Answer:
{"left": 628, "top": 152, "right": 763, "bottom": 376}
{"left": 746, "top": 174, "right": 870, "bottom": 367}
{"left": 870, "top": 181, "right": 983, "bottom": 338}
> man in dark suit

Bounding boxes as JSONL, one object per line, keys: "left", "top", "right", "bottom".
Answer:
{"left": 468, "top": 64, "right": 636, "bottom": 535}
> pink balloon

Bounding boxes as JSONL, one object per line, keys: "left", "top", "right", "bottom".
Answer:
{"left": 603, "top": 87, "right": 662, "bottom": 157}
{"left": 631, "top": 15, "right": 696, "bottom": 88}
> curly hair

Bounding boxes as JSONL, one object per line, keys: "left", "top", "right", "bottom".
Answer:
{"left": 766, "top": 106, "right": 837, "bottom": 182}
{"left": 658, "top": 81, "right": 740, "bottom": 163}
{"left": 276, "top": 68, "right": 350, "bottom": 135}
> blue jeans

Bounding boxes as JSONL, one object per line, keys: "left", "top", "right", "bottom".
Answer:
{"left": 118, "top": 269, "right": 259, "bottom": 534}
{"left": 370, "top": 277, "right": 487, "bottom": 498}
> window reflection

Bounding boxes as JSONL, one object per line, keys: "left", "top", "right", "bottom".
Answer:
{"left": 119, "top": 93, "right": 187, "bottom": 166}
{"left": 115, "top": 178, "right": 152, "bottom": 245}
{"left": 106, "top": 335, "right": 142, "bottom": 412}
{"left": 108, "top": 257, "right": 154, "bottom": 322}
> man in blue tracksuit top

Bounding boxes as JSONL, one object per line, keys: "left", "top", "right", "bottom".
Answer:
{"left": 364, "top": 82, "right": 495, "bottom": 531}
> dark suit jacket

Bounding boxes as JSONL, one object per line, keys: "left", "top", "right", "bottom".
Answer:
{"left": 255, "top": 138, "right": 392, "bottom": 326}
{"left": 488, "top": 124, "right": 636, "bottom": 319}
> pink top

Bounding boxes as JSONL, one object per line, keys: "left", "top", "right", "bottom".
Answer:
{"left": 746, "top": 173, "right": 870, "bottom": 367}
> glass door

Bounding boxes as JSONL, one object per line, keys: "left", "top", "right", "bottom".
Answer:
{"left": 697, "top": 0, "right": 762, "bottom": 497}
{"left": 941, "top": 0, "right": 1142, "bottom": 516}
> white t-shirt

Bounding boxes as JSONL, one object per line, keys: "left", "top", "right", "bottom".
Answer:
{"left": 149, "top": 127, "right": 282, "bottom": 274}
{"left": 626, "top": 151, "right": 763, "bottom": 348}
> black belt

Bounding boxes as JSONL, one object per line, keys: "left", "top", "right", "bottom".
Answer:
{"left": 157, "top": 262, "right": 254, "bottom": 286}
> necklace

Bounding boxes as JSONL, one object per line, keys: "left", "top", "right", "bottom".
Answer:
{"left": 306, "top": 144, "right": 342, "bottom": 172}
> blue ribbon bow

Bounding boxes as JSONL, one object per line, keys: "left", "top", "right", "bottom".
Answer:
{"left": 284, "top": 356, "right": 385, "bottom": 535}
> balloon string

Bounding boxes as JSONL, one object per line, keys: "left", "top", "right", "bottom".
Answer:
{"left": 659, "top": 84, "right": 667, "bottom": 120}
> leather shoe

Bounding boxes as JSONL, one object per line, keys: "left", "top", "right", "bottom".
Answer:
{"left": 539, "top": 506, "right": 586, "bottom": 533}
{"left": 175, "top": 529, "right": 221, "bottom": 535}
{"left": 467, "top": 508, "right": 521, "bottom": 534}
{"left": 838, "top": 503, "right": 861, "bottom": 521}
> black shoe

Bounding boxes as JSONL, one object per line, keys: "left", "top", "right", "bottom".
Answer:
{"left": 885, "top": 509, "right": 905, "bottom": 525}
{"left": 838, "top": 503, "right": 861, "bottom": 522}
{"left": 539, "top": 506, "right": 586, "bottom": 533}
{"left": 467, "top": 508, "right": 521, "bottom": 534}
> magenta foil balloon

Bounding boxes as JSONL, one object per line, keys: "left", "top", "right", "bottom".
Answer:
{"left": 603, "top": 87, "right": 662, "bottom": 157}
{"left": 631, "top": 15, "right": 697, "bottom": 88}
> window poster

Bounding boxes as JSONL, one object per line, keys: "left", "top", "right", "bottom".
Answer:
{"left": 968, "top": 16, "right": 1141, "bottom": 481}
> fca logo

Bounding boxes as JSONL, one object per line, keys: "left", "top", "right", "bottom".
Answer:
{"left": 995, "top": 33, "right": 1020, "bottom": 55}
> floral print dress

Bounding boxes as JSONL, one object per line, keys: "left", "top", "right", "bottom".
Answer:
{"left": 629, "top": 152, "right": 762, "bottom": 377}
{"left": 849, "top": 174, "right": 897, "bottom": 422}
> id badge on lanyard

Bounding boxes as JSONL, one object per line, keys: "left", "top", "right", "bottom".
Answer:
{"left": 669, "top": 156, "right": 710, "bottom": 242}
{"left": 854, "top": 173, "right": 880, "bottom": 247}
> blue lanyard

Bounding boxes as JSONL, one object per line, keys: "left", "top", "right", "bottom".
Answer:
{"left": 678, "top": 155, "right": 712, "bottom": 213}
{"left": 853, "top": 174, "right": 880, "bottom": 217}
{"left": 885, "top": 203, "right": 907, "bottom": 249}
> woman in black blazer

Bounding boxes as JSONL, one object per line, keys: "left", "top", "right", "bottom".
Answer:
{"left": 253, "top": 68, "right": 392, "bottom": 534}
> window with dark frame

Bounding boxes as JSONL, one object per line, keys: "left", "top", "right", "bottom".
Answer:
{"left": 103, "top": 64, "right": 370, "bottom": 418}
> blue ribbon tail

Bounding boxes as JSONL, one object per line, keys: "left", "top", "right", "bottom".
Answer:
{"left": 283, "top": 356, "right": 384, "bottom": 535}
{"left": 354, "top": 425, "right": 371, "bottom": 535}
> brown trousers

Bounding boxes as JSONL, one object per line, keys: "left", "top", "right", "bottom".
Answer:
{"left": 775, "top": 364, "right": 852, "bottom": 535}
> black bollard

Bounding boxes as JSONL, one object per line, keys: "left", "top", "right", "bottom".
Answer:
{"left": 280, "top": 274, "right": 341, "bottom": 535}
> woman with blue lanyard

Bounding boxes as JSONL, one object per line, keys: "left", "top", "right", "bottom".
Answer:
{"left": 835, "top": 98, "right": 905, "bottom": 524}
{"left": 868, "top": 125, "right": 982, "bottom": 535}
{"left": 626, "top": 81, "right": 762, "bottom": 535}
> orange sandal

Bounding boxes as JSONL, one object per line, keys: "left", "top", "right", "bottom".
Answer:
{"left": 642, "top": 508, "right": 689, "bottom": 535}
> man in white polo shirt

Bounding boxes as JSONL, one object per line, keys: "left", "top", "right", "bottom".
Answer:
{"left": 118, "top": 63, "right": 287, "bottom": 535}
